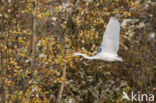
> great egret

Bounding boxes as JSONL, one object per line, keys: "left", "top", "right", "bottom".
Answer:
{"left": 73, "top": 17, "right": 123, "bottom": 62}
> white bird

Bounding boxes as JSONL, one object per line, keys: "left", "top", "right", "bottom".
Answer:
{"left": 73, "top": 17, "right": 123, "bottom": 62}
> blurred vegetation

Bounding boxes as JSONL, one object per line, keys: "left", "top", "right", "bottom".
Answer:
{"left": 0, "top": 0, "right": 155, "bottom": 103}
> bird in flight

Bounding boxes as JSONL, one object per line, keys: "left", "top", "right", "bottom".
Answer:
{"left": 73, "top": 17, "right": 123, "bottom": 62}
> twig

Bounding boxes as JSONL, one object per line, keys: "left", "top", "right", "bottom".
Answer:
{"left": 31, "top": 0, "right": 37, "bottom": 70}
{"left": 57, "top": 62, "right": 67, "bottom": 103}
{"left": 3, "top": 31, "right": 9, "bottom": 102}
{"left": 27, "top": 0, "right": 37, "bottom": 102}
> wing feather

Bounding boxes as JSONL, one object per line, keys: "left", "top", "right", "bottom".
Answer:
{"left": 101, "top": 17, "right": 120, "bottom": 56}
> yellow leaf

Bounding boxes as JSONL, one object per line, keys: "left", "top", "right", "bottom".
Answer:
{"left": 8, "top": 80, "right": 12, "bottom": 86}
{"left": 90, "top": 32, "right": 94, "bottom": 35}
{"left": 23, "top": 30, "right": 27, "bottom": 34}
{"left": 10, "top": 60, "right": 15, "bottom": 64}
{"left": 37, "top": 14, "right": 42, "bottom": 18}
{"left": 19, "top": 38, "right": 24, "bottom": 43}
{"left": 115, "top": 10, "right": 119, "bottom": 14}
{"left": 20, "top": 53, "right": 25, "bottom": 57}
{"left": 90, "top": 37, "right": 93, "bottom": 39}
{"left": 128, "top": 13, "right": 131, "bottom": 16}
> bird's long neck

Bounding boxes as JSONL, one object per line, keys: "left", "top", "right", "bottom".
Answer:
{"left": 78, "top": 53, "right": 98, "bottom": 60}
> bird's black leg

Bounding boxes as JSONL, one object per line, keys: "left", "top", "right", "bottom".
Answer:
{"left": 119, "top": 61, "right": 142, "bottom": 72}
{"left": 95, "top": 69, "right": 99, "bottom": 82}
{"left": 95, "top": 62, "right": 100, "bottom": 82}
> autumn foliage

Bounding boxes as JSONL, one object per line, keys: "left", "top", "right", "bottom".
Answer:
{"left": 0, "top": 0, "right": 155, "bottom": 102}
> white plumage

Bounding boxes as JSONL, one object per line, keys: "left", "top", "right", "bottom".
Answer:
{"left": 73, "top": 17, "right": 123, "bottom": 62}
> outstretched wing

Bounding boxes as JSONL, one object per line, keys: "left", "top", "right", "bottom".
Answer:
{"left": 101, "top": 17, "right": 120, "bottom": 56}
